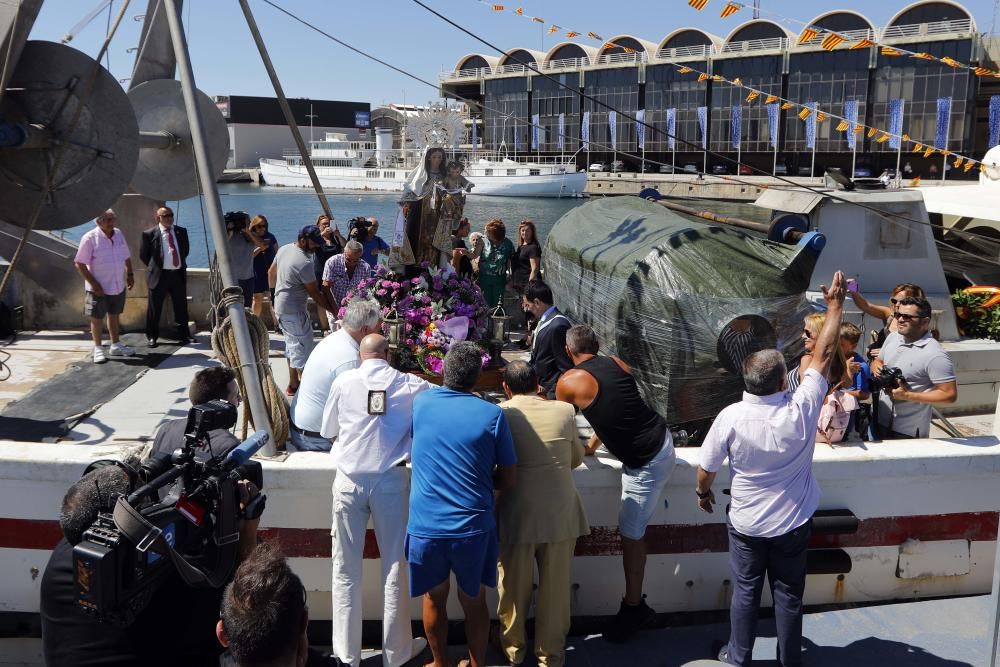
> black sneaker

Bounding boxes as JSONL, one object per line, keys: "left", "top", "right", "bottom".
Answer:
{"left": 602, "top": 595, "right": 656, "bottom": 643}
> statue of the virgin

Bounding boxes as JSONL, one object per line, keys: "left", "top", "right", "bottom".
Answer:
{"left": 389, "top": 146, "right": 448, "bottom": 275}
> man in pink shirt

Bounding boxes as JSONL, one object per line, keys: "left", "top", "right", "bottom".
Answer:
{"left": 73, "top": 209, "right": 135, "bottom": 364}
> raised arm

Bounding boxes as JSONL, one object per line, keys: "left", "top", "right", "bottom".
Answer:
{"left": 848, "top": 289, "right": 891, "bottom": 323}
{"left": 807, "top": 271, "right": 846, "bottom": 378}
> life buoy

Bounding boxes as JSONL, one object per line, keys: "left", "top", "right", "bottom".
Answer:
{"left": 962, "top": 286, "right": 1000, "bottom": 308}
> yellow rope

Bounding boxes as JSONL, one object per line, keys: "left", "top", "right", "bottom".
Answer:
{"left": 211, "top": 306, "right": 290, "bottom": 450}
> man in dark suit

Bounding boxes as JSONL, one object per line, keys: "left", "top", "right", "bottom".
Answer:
{"left": 522, "top": 280, "right": 573, "bottom": 399}
{"left": 139, "top": 206, "right": 191, "bottom": 347}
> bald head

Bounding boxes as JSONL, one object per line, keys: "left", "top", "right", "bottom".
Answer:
{"left": 360, "top": 334, "right": 389, "bottom": 360}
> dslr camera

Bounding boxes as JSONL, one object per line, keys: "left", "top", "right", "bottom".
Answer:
{"left": 72, "top": 400, "right": 267, "bottom": 626}
{"left": 869, "top": 365, "right": 905, "bottom": 392}
{"left": 348, "top": 216, "right": 370, "bottom": 244}
{"left": 224, "top": 210, "right": 250, "bottom": 234}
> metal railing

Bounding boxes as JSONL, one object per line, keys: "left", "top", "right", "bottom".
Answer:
{"left": 439, "top": 66, "right": 492, "bottom": 81}
{"left": 593, "top": 51, "right": 647, "bottom": 66}
{"left": 498, "top": 63, "right": 533, "bottom": 75}
{"left": 799, "top": 27, "right": 874, "bottom": 46}
{"left": 882, "top": 18, "right": 973, "bottom": 39}
{"left": 653, "top": 44, "right": 714, "bottom": 60}
{"left": 721, "top": 36, "right": 789, "bottom": 54}
{"left": 543, "top": 56, "right": 590, "bottom": 71}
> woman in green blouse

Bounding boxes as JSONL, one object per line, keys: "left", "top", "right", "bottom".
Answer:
{"left": 478, "top": 218, "right": 514, "bottom": 308}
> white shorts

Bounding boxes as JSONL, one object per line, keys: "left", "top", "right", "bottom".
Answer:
{"left": 618, "top": 432, "right": 676, "bottom": 541}
{"left": 277, "top": 311, "right": 314, "bottom": 370}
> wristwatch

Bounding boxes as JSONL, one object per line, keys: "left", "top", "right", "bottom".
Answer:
{"left": 696, "top": 488, "right": 712, "bottom": 499}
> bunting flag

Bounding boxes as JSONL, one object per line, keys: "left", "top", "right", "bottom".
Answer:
{"left": 689, "top": 0, "right": 709, "bottom": 9}
{"left": 835, "top": 120, "right": 849, "bottom": 132}
{"left": 677, "top": 66, "right": 693, "bottom": 74}
{"left": 566, "top": 31, "right": 580, "bottom": 38}
{"left": 911, "top": 52, "right": 936, "bottom": 61}
{"left": 845, "top": 99, "right": 859, "bottom": 149}
{"left": 767, "top": 102, "right": 780, "bottom": 148}
{"left": 587, "top": 31, "right": 602, "bottom": 40}
{"left": 666, "top": 108, "right": 676, "bottom": 150}
{"left": 821, "top": 33, "right": 845, "bottom": 51}
{"left": 531, "top": 16, "right": 544, "bottom": 23}
{"left": 557, "top": 113, "right": 565, "bottom": 150}
{"left": 936, "top": 96, "right": 952, "bottom": 150}
{"left": 876, "top": 132, "right": 891, "bottom": 143}
{"left": 816, "top": 111, "right": 828, "bottom": 122}
{"left": 698, "top": 73, "right": 710, "bottom": 82}
{"left": 852, "top": 125, "right": 865, "bottom": 134}
{"left": 531, "top": 113, "right": 539, "bottom": 149}
{"left": 923, "top": 146, "right": 935, "bottom": 158}
{"left": 698, "top": 106, "right": 708, "bottom": 149}
{"left": 720, "top": 2, "right": 741, "bottom": 18}
{"left": 940, "top": 57, "right": 962, "bottom": 68}
{"left": 636, "top": 109, "right": 646, "bottom": 149}
{"left": 910, "top": 176, "right": 922, "bottom": 186}
{"left": 798, "top": 27, "right": 819, "bottom": 44}
{"left": 514, "top": 7, "right": 523, "bottom": 15}
{"left": 953, "top": 156, "right": 964, "bottom": 168}
{"left": 976, "top": 67, "right": 993, "bottom": 76}
{"left": 989, "top": 96, "right": 1000, "bottom": 147}
{"left": 765, "top": 94, "right": 779, "bottom": 104}
{"left": 492, "top": 4, "right": 504, "bottom": 10}
{"left": 781, "top": 102, "right": 794, "bottom": 110}
{"left": 881, "top": 46, "right": 904, "bottom": 56}
{"left": 850, "top": 38, "right": 875, "bottom": 50}
{"left": 581, "top": 111, "right": 590, "bottom": 149}
{"left": 609, "top": 110, "right": 617, "bottom": 150}
{"left": 867, "top": 127, "right": 878, "bottom": 138}
{"left": 805, "top": 102, "right": 818, "bottom": 149}
{"left": 732, "top": 78, "right": 742, "bottom": 86}
{"left": 912, "top": 143, "right": 924, "bottom": 152}
{"left": 903, "top": 133, "right": 910, "bottom": 142}
{"left": 712, "top": 74, "right": 724, "bottom": 82}
{"left": 964, "top": 161, "right": 974, "bottom": 172}
{"left": 547, "top": 25, "right": 559, "bottom": 34}
{"left": 746, "top": 90, "right": 760, "bottom": 103}
{"left": 888, "top": 98, "right": 904, "bottom": 149}
{"left": 731, "top": 105, "right": 742, "bottom": 148}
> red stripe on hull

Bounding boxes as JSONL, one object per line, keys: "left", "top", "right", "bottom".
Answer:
{"left": 3, "top": 513, "right": 996, "bottom": 559}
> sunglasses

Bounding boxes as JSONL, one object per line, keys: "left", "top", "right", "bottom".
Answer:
{"left": 802, "top": 329, "right": 815, "bottom": 339}
{"left": 894, "top": 312, "right": 926, "bottom": 322}
{"left": 157, "top": 213, "right": 174, "bottom": 219}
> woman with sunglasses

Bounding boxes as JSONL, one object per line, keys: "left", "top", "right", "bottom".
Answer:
{"left": 848, "top": 282, "right": 925, "bottom": 361}
{"left": 250, "top": 215, "right": 279, "bottom": 325}
{"left": 786, "top": 313, "right": 851, "bottom": 393}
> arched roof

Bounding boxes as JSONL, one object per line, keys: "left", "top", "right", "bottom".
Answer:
{"left": 808, "top": 10, "right": 875, "bottom": 33}
{"left": 597, "top": 35, "right": 658, "bottom": 56}
{"left": 886, "top": 1, "right": 975, "bottom": 31}
{"left": 498, "top": 48, "right": 546, "bottom": 67}
{"left": 658, "top": 27, "right": 724, "bottom": 52}
{"left": 453, "top": 53, "right": 499, "bottom": 72}
{"left": 724, "top": 19, "right": 795, "bottom": 44}
{"left": 544, "top": 41, "right": 598, "bottom": 64}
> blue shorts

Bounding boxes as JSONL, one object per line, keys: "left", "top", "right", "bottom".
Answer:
{"left": 277, "top": 311, "right": 314, "bottom": 370}
{"left": 405, "top": 530, "right": 499, "bottom": 597}
{"left": 619, "top": 433, "right": 676, "bottom": 541}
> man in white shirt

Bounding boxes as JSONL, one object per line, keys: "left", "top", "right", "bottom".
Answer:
{"left": 320, "top": 334, "right": 432, "bottom": 667}
{"left": 288, "top": 298, "right": 381, "bottom": 452}
{"left": 696, "top": 270, "right": 845, "bottom": 667}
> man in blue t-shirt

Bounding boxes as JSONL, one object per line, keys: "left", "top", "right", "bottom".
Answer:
{"left": 360, "top": 217, "right": 390, "bottom": 268}
{"left": 408, "top": 342, "right": 517, "bottom": 667}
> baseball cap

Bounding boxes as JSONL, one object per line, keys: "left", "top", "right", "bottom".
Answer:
{"left": 298, "top": 225, "right": 323, "bottom": 244}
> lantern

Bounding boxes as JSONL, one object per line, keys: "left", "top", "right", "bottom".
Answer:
{"left": 384, "top": 307, "right": 403, "bottom": 365}
{"left": 488, "top": 305, "right": 507, "bottom": 348}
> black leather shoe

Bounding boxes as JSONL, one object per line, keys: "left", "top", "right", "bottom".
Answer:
{"left": 147, "top": 338, "right": 158, "bottom": 348}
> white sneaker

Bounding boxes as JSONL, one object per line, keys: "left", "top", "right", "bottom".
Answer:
{"left": 109, "top": 342, "right": 135, "bottom": 357}
{"left": 93, "top": 346, "right": 107, "bottom": 364}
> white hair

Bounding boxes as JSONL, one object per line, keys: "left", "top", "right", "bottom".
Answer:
{"left": 344, "top": 240, "right": 363, "bottom": 255}
{"left": 341, "top": 299, "right": 381, "bottom": 333}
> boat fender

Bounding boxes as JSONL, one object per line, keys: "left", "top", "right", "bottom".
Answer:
{"left": 638, "top": 187, "right": 662, "bottom": 201}
{"left": 811, "top": 509, "right": 860, "bottom": 535}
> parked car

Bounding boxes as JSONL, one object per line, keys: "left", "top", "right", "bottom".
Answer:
{"left": 797, "top": 166, "right": 813, "bottom": 176}
{"left": 607, "top": 160, "right": 626, "bottom": 173}
{"left": 658, "top": 163, "right": 676, "bottom": 174}
{"left": 711, "top": 164, "right": 729, "bottom": 175}
{"left": 588, "top": 162, "right": 605, "bottom": 172}
{"left": 682, "top": 163, "right": 699, "bottom": 174}
{"left": 774, "top": 163, "right": 789, "bottom": 176}
{"left": 738, "top": 164, "right": 753, "bottom": 176}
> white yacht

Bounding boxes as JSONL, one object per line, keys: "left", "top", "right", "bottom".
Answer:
{"left": 258, "top": 129, "right": 587, "bottom": 198}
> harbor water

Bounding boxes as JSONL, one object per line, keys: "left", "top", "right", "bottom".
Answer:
{"left": 65, "top": 184, "right": 772, "bottom": 268}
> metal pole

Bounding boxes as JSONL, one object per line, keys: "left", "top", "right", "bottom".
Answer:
{"left": 852, "top": 142, "right": 857, "bottom": 180}
{"left": 237, "top": 0, "right": 333, "bottom": 220}
{"left": 895, "top": 100, "right": 904, "bottom": 188}
{"left": 811, "top": 141, "right": 817, "bottom": 180}
{"left": 942, "top": 153, "right": 947, "bottom": 182}
{"left": 162, "top": 0, "right": 275, "bottom": 454}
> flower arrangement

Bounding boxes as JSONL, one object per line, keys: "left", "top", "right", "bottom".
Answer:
{"left": 338, "top": 263, "right": 492, "bottom": 374}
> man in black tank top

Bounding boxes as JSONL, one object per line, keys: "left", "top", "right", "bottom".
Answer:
{"left": 556, "top": 324, "right": 676, "bottom": 643}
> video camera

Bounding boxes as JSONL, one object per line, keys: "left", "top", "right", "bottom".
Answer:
{"left": 72, "top": 400, "right": 267, "bottom": 626}
{"left": 348, "top": 216, "right": 371, "bottom": 244}
{"left": 224, "top": 210, "right": 250, "bottom": 234}
{"left": 869, "top": 365, "right": 905, "bottom": 392}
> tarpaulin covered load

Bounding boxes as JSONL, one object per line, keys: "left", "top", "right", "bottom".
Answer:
{"left": 544, "top": 196, "right": 823, "bottom": 434}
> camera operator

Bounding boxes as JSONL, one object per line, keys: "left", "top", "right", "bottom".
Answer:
{"left": 40, "top": 462, "right": 262, "bottom": 665}
{"left": 871, "top": 296, "right": 957, "bottom": 439}
{"left": 225, "top": 211, "right": 269, "bottom": 308}
{"left": 360, "top": 216, "right": 390, "bottom": 268}
{"left": 150, "top": 366, "right": 242, "bottom": 461}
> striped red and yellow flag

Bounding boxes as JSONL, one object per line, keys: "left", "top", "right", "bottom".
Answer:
{"left": 867, "top": 127, "right": 878, "bottom": 138}
{"left": 698, "top": 73, "right": 710, "bottom": 82}
{"left": 923, "top": 146, "right": 935, "bottom": 158}
{"left": 588, "top": 31, "right": 602, "bottom": 40}
{"left": 821, "top": 33, "right": 845, "bottom": 51}
{"left": 940, "top": 56, "right": 962, "bottom": 68}
{"left": 850, "top": 38, "right": 875, "bottom": 50}
{"left": 876, "top": 132, "right": 891, "bottom": 143}
{"left": 720, "top": 2, "right": 741, "bottom": 18}
{"left": 732, "top": 77, "right": 742, "bottom": 86}
{"left": 566, "top": 31, "right": 580, "bottom": 38}
{"left": 910, "top": 176, "right": 921, "bottom": 186}
{"left": 835, "top": 120, "right": 849, "bottom": 132}
{"left": 975, "top": 67, "right": 993, "bottom": 76}
{"left": 514, "top": 7, "right": 523, "bottom": 15}
{"left": 622, "top": 47, "right": 637, "bottom": 54}
{"left": 816, "top": 111, "right": 828, "bottom": 122}
{"left": 912, "top": 143, "right": 924, "bottom": 153}
{"left": 765, "top": 94, "right": 779, "bottom": 104}
{"left": 852, "top": 125, "right": 864, "bottom": 134}
{"left": 942, "top": 149, "right": 952, "bottom": 157}
{"left": 677, "top": 66, "right": 694, "bottom": 74}
{"left": 492, "top": 4, "right": 504, "bottom": 11}
{"left": 548, "top": 25, "right": 559, "bottom": 34}
{"left": 902, "top": 133, "right": 910, "bottom": 142}
{"left": 798, "top": 107, "right": 812, "bottom": 120}
{"left": 746, "top": 90, "right": 760, "bottom": 103}
{"left": 910, "top": 52, "right": 936, "bottom": 60}
{"left": 964, "top": 161, "right": 974, "bottom": 172}
{"left": 602, "top": 42, "right": 616, "bottom": 51}
{"left": 689, "top": 0, "right": 709, "bottom": 9}
{"left": 781, "top": 102, "right": 795, "bottom": 110}
{"left": 881, "top": 46, "right": 904, "bottom": 56}
{"left": 953, "top": 156, "right": 964, "bottom": 168}
{"left": 712, "top": 74, "right": 724, "bottom": 81}
{"left": 798, "top": 27, "right": 819, "bottom": 44}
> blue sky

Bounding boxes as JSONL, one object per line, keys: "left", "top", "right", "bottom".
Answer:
{"left": 26, "top": 0, "right": 996, "bottom": 107}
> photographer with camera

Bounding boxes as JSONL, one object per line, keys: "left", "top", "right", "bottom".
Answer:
{"left": 149, "top": 366, "right": 242, "bottom": 461}
{"left": 871, "top": 296, "right": 957, "bottom": 439}
{"left": 40, "top": 433, "right": 264, "bottom": 666}
{"left": 224, "top": 211, "right": 269, "bottom": 308}
{"left": 360, "top": 216, "right": 390, "bottom": 268}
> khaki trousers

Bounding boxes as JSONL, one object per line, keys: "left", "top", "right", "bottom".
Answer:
{"left": 497, "top": 538, "right": 577, "bottom": 667}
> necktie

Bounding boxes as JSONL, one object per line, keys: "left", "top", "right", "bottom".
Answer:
{"left": 166, "top": 229, "right": 179, "bottom": 268}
